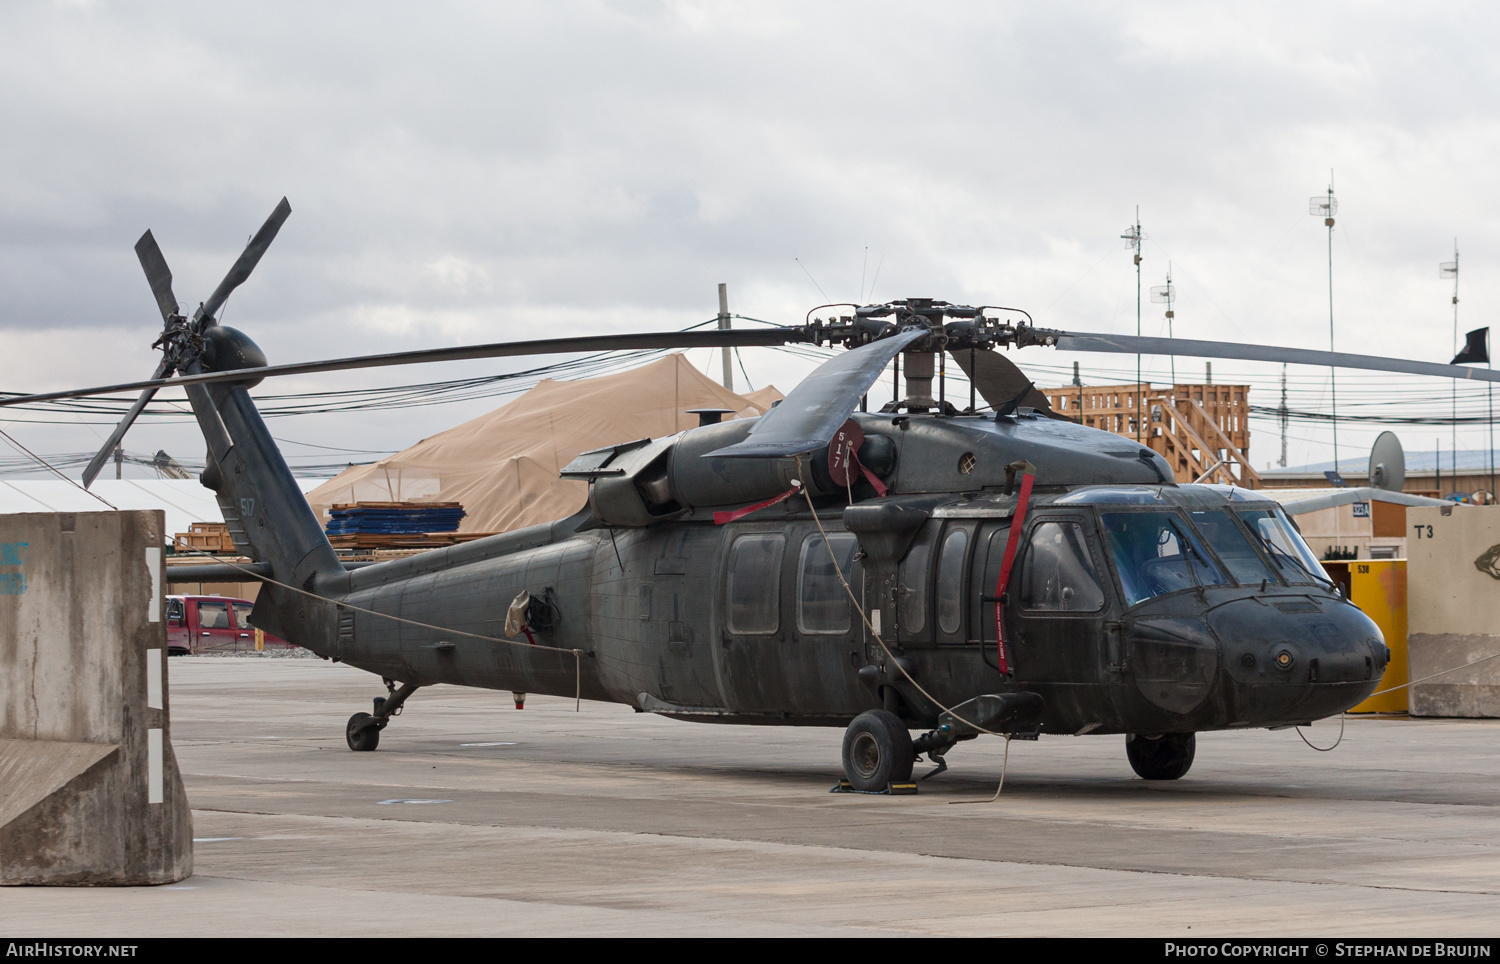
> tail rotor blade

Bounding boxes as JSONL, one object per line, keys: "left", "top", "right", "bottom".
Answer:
{"left": 200, "top": 197, "right": 292, "bottom": 320}
{"left": 80, "top": 373, "right": 166, "bottom": 488}
{"left": 134, "top": 231, "right": 179, "bottom": 324}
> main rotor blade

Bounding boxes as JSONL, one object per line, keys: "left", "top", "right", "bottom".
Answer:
{"left": 949, "top": 348, "right": 1066, "bottom": 419}
{"left": 1051, "top": 331, "right": 1500, "bottom": 384}
{"left": 133, "top": 231, "right": 179, "bottom": 323}
{"left": 80, "top": 360, "right": 171, "bottom": 487}
{"left": 0, "top": 328, "right": 814, "bottom": 408}
{"left": 707, "top": 328, "right": 928, "bottom": 458}
{"left": 200, "top": 197, "right": 292, "bottom": 320}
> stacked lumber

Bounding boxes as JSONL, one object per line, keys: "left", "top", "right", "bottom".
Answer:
{"left": 174, "top": 522, "right": 235, "bottom": 553}
{"left": 327, "top": 531, "right": 494, "bottom": 550}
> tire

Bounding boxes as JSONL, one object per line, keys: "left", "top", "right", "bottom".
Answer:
{"left": 346, "top": 712, "right": 381, "bottom": 752}
{"left": 1126, "top": 732, "right": 1195, "bottom": 780}
{"left": 842, "top": 709, "right": 915, "bottom": 791}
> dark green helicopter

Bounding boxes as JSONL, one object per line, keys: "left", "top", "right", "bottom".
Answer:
{"left": 11, "top": 200, "right": 1494, "bottom": 790}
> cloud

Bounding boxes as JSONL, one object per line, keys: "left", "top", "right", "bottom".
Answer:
{"left": 0, "top": 1, "right": 1497, "bottom": 471}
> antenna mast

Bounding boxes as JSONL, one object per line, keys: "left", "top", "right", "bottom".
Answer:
{"left": 1310, "top": 175, "right": 1339, "bottom": 477}
{"left": 1150, "top": 264, "right": 1176, "bottom": 385}
{"left": 1122, "top": 210, "right": 1144, "bottom": 443}
{"left": 1441, "top": 246, "right": 1459, "bottom": 495}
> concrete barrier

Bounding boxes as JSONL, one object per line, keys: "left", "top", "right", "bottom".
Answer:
{"left": 0, "top": 510, "right": 191, "bottom": 884}
{"left": 1406, "top": 504, "right": 1500, "bottom": 718}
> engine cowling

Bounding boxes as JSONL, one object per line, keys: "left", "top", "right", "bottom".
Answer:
{"left": 563, "top": 418, "right": 897, "bottom": 527}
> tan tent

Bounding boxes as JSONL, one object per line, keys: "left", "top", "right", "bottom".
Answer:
{"left": 306, "top": 354, "right": 783, "bottom": 535}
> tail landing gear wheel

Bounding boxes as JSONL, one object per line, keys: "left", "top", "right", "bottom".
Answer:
{"left": 1126, "top": 732, "right": 1195, "bottom": 780}
{"left": 346, "top": 712, "right": 381, "bottom": 752}
{"left": 842, "top": 709, "right": 915, "bottom": 792}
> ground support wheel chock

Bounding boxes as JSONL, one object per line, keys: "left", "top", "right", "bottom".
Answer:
{"left": 830, "top": 780, "right": 918, "bottom": 795}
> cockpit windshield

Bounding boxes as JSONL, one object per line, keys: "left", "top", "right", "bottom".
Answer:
{"left": 1188, "top": 509, "right": 1280, "bottom": 585}
{"left": 1234, "top": 508, "right": 1329, "bottom": 585}
{"left": 1100, "top": 510, "right": 1230, "bottom": 607}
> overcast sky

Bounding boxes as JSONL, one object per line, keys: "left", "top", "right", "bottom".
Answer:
{"left": 2, "top": 1, "right": 1497, "bottom": 478}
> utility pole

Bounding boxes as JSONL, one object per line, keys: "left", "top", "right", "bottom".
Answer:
{"left": 717, "top": 283, "right": 734, "bottom": 393}
{"left": 1121, "top": 209, "right": 1144, "bottom": 443}
{"left": 1310, "top": 177, "right": 1339, "bottom": 477}
{"left": 113, "top": 444, "right": 123, "bottom": 480}
{"left": 1278, "top": 363, "right": 1289, "bottom": 468}
{"left": 1073, "top": 360, "right": 1083, "bottom": 425}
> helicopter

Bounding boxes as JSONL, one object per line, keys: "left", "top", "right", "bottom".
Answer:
{"left": 9, "top": 199, "right": 1497, "bottom": 790}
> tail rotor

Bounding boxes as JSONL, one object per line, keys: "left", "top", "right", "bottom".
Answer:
{"left": 80, "top": 198, "right": 290, "bottom": 488}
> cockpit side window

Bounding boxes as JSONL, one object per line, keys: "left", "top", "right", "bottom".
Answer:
{"left": 1101, "top": 510, "right": 1230, "bottom": 608}
{"left": 1019, "top": 521, "right": 1106, "bottom": 612}
{"left": 1189, "top": 509, "right": 1279, "bottom": 585}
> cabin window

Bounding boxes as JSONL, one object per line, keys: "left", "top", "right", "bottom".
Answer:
{"left": 900, "top": 536, "right": 932, "bottom": 635}
{"left": 1019, "top": 522, "right": 1105, "bottom": 612}
{"left": 726, "top": 533, "right": 784, "bottom": 634}
{"left": 936, "top": 527, "right": 968, "bottom": 635}
{"left": 1101, "top": 511, "right": 1229, "bottom": 608}
{"left": 797, "top": 532, "right": 858, "bottom": 634}
{"left": 197, "top": 600, "right": 231, "bottom": 630}
{"left": 1189, "top": 509, "right": 1278, "bottom": 585}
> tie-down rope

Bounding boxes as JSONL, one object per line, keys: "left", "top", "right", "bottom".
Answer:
{"left": 164, "top": 534, "right": 583, "bottom": 711}
{"left": 799, "top": 474, "right": 1016, "bottom": 799}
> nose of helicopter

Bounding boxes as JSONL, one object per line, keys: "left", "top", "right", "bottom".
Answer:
{"left": 1205, "top": 594, "right": 1388, "bottom": 725}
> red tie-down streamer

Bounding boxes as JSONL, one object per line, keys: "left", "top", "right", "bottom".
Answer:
{"left": 713, "top": 481, "right": 803, "bottom": 525}
{"left": 714, "top": 419, "right": 889, "bottom": 526}
{"left": 992, "top": 461, "right": 1036, "bottom": 677}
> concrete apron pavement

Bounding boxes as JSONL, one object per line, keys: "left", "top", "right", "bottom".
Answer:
{"left": 5, "top": 658, "right": 1500, "bottom": 937}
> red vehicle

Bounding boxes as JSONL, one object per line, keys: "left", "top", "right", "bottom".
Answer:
{"left": 166, "top": 595, "right": 294, "bottom": 655}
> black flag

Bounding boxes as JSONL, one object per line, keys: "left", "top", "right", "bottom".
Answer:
{"left": 1452, "top": 327, "right": 1489, "bottom": 365}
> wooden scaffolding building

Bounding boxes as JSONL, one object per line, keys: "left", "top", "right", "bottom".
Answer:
{"left": 1040, "top": 382, "right": 1259, "bottom": 488}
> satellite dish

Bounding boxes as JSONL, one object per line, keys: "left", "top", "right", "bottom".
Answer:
{"left": 1368, "top": 431, "right": 1405, "bottom": 492}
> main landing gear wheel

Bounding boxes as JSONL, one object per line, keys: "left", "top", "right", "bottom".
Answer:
{"left": 842, "top": 709, "right": 915, "bottom": 791}
{"left": 1126, "top": 732, "right": 1195, "bottom": 780}
{"left": 346, "top": 712, "right": 381, "bottom": 752}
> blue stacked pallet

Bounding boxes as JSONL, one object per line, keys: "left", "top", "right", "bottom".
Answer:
{"left": 325, "top": 502, "right": 466, "bottom": 536}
